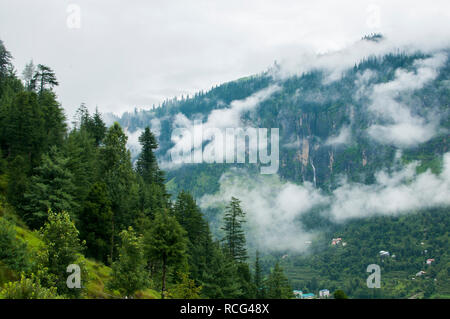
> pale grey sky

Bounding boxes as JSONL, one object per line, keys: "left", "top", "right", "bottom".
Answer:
{"left": 1, "top": 0, "right": 449, "bottom": 118}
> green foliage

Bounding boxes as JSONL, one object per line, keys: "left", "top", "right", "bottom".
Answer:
{"left": 63, "top": 128, "right": 99, "bottom": 209}
{"left": 265, "top": 263, "right": 293, "bottom": 299}
{"left": 254, "top": 251, "right": 264, "bottom": 298}
{"left": 136, "top": 127, "right": 161, "bottom": 185}
{"left": 0, "top": 218, "right": 30, "bottom": 272}
{"left": 173, "top": 191, "right": 213, "bottom": 283}
{"left": 201, "top": 245, "right": 242, "bottom": 298}
{"left": 107, "top": 226, "right": 149, "bottom": 297}
{"left": 23, "top": 147, "right": 78, "bottom": 228}
{"left": 144, "top": 210, "right": 187, "bottom": 298}
{"left": 30, "top": 64, "right": 58, "bottom": 93}
{"left": 168, "top": 272, "right": 202, "bottom": 299}
{"left": 78, "top": 182, "right": 113, "bottom": 263}
{"left": 38, "top": 210, "right": 85, "bottom": 297}
{"left": 0, "top": 274, "right": 60, "bottom": 299}
{"left": 99, "top": 122, "right": 139, "bottom": 243}
{"left": 6, "top": 155, "right": 28, "bottom": 209}
{"left": 333, "top": 289, "right": 348, "bottom": 299}
{"left": 2, "top": 91, "right": 45, "bottom": 167}
{"left": 221, "top": 197, "right": 248, "bottom": 262}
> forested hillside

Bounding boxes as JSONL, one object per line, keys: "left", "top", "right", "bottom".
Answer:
{"left": 109, "top": 35, "right": 450, "bottom": 299}
{"left": 0, "top": 39, "right": 291, "bottom": 299}
{"left": 1, "top": 34, "right": 449, "bottom": 299}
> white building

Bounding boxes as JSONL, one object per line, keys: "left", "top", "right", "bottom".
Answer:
{"left": 319, "top": 289, "right": 330, "bottom": 298}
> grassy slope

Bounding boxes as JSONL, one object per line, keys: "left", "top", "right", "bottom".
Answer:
{"left": 0, "top": 204, "right": 159, "bottom": 299}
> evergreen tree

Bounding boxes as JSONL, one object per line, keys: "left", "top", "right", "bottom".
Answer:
{"left": 173, "top": 191, "right": 211, "bottom": 283}
{"left": 221, "top": 197, "right": 248, "bottom": 262}
{"left": 136, "top": 127, "right": 159, "bottom": 184}
{"left": 30, "top": 64, "right": 58, "bottom": 93}
{"left": 254, "top": 250, "right": 265, "bottom": 298}
{"left": 38, "top": 90, "right": 67, "bottom": 149}
{"left": 107, "top": 227, "right": 149, "bottom": 297}
{"left": 23, "top": 147, "right": 78, "bottom": 228}
{"left": 201, "top": 244, "right": 242, "bottom": 298}
{"left": 73, "top": 105, "right": 106, "bottom": 146}
{"left": 78, "top": 182, "right": 113, "bottom": 263}
{"left": 3, "top": 91, "right": 45, "bottom": 167}
{"left": 22, "top": 60, "right": 35, "bottom": 91}
{"left": 265, "top": 263, "right": 293, "bottom": 299}
{"left": 0, "top": 218, "right": 30, "bottom": 272}
{"left": 63, "top": 128, "right": 98, "bottom": 210}
{"left": 90, "top": 108, "right": 107, "bottom": 146}
{"left": 0, "top": 39, "right": 12, "bottom": 82}
{"left": 168, "top": 272, "right": 202, "bottom": 299}
{"left": 6, "top": 155, "right": 29, "bottom": 209}
{"left": 236, "top": 262, "right": 256, "bottom": 298}
{"left": 144, "top": 210, "right": 187, "bottom": 299}
{"left": 99, "top": 122, "right": 139, "bottom": 258}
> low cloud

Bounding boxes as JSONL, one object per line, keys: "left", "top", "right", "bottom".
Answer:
{"left": 199, "top": 171, "right": 325, "bottom": 252}
{"left": 162, "top": 85, "right": 280, "bottom": 168}
{"left": 364, "top": 53, "right": 447, "bottom": 148}
{"left": 200, "top": 152, "right": 450, "bottom": 252}
{"left": 325, "top": 126, "right": 352, "bottom": 146}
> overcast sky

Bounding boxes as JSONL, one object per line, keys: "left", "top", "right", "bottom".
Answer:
{"left": 1, "top": 0, "right": 450, "bottom": 118}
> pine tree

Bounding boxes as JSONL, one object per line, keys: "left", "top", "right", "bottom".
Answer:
{"left": 90, "top": 108, "right": 107, "bottom": 146}
{"left": 173, "top": 191, "right": 212, "bottom": 282}
{"left": 201, "top": 244, "right": 242, "bottom": 298}
{"left": 254, "top": 250, "right": 265, "bottom": 298}
{"left": 0, "top": 39, "right": 12, "bottom": 80}
{"left": 221, "top": 197, "right": 248, "bottom": 262}
{"left": 63, "top": 128, "right": 98, "bottom": 206}
{"left": 23, "top": 147, "right": 78, "bottom": 228}
{"left": 38, "top": 90, "right": 67, "bottom": 150}
{"left": 3, "top": 91, "right": 45, "bottom": 167}
{"left": 78, "top": 182, "right": 113, "bottom": 263}
{"left": 136, "top": 127, "right": 159, "bottom": 184}
{"left": 144, "top": 210, "right": 187, "bottom": 299}
{"left": 107, "top": 227, "right": 149, "bottom": 297}
{"left": 31, "top": 64, "right": 58, "bottom": 93}
{"left": 265, "top": 263, "right": 293, "bottom": 299}
{"left": 6, "top": 155, "right": 29, "bottom": 209}
{"left": 0, "top": 218, "right": 30, "bottom": 272}
{"left": 99, "top": 122, "right": 139, "bottom": 258}
{"left": 168, "top": 272, "right": 202, "bottom": 299}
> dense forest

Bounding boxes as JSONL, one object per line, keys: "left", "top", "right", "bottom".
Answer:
{"left": 108, "top": 35, "right": 450, "bottom": 299}
{"left": 0, "top": 39, "right": 293, "bottom": 299}
{"left": 1, "top": 34, "right": 449, "bottom": 300}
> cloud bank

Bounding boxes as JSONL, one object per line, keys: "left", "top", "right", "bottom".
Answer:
{"left": 200, "top": 153, "right": 450, "bottom": 252}
{"left": 364, "top": 53, "right": 447, "bottom": 148}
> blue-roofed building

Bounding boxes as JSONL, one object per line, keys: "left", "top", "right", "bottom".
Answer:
{"left": 302, "top": 293, "right": 315, "bottom": 299}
